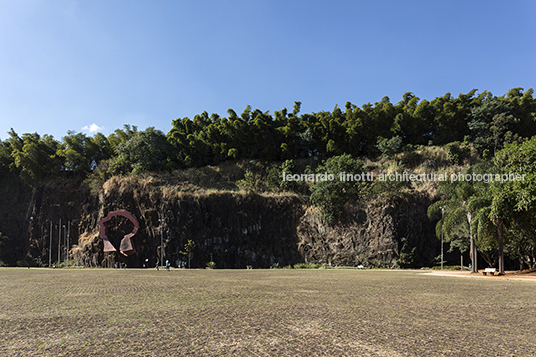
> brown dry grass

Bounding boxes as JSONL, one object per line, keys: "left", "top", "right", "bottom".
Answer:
{"left": 97, "top": 145, "right": 481, "bottom": 201}
{"left": 371, "top": 145, "right": 483, "bottom": 198}
{"left": 1, "top": 268, "right": 535, "bottom": 356}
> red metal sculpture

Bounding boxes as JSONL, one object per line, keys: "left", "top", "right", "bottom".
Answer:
{"left": 97, "top": 209, "right": 140, "bottom": 256}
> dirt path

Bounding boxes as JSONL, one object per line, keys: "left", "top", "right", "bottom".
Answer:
{"left": 425, "top": 269, "right": 536, "bottom": 281}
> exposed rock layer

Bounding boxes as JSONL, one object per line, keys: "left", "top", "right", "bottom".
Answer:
{"left": 1, "top": 177, "right": 439, "bottom": 268}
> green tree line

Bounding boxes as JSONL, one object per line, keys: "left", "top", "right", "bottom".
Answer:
{"left": 1, "top": 88, "right": 535, "bottom": 182}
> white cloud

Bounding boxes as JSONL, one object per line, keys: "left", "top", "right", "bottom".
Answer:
{"left": 82, "top": 123, "right": 103, "bottom": 133}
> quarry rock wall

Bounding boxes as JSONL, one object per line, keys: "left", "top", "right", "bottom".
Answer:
{"left": 1, "top": 176, "right": 439, "bottom": 268}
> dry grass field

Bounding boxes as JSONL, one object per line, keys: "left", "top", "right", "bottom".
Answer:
{"left": 0, "top": 268, "right": 535, "bottom": 356}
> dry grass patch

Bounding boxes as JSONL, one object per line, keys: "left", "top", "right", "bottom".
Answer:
{"left": 1, "top": 268, "right": 535, "bottom": 356}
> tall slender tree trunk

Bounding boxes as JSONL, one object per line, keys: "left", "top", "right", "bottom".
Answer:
{"left": 497, "top": 220, "right": 505, "bottom": 275}
{"left": 468, "top": 212, "right": 478, "bottom": 273}
{"left": 471, "top": 236, "right": 478, "bottom": 273}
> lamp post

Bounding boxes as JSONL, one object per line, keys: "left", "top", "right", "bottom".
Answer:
{"left": 159, "top": 218, "right": 164, "bottom": 269}
{"left": 441, "top": 207, "right": 445, "bottom": 270}
{"left": 63, "top": 225, "right": 66, "bottom": 265}
{"left": 66, "top": 221, "right": 70, "bottom": 268}
{"left": 49, "top": 221, "right": 52, "bottom": 268}
{"left": 58, "top": 219, "right": 61, "bottom": 267}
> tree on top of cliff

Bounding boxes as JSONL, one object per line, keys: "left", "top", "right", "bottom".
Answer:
{"left": 1, "top": 87, "right": 535, "bottom": 177}
{"left": 112, "top": 127, "right": 177, "bottom": 174}
{"left": 58, "top": 131, "right": 110, "bottom": 175}
{"left": 8, "top": 130, "right": 63, "bottom": 183}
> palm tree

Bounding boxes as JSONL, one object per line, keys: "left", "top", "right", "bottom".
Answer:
{"left": 428, "top": 164, "right": 491, "bottom": 273}
{"left": 428, "top": 181, "right": 476, "bottom": 272}
{"left": 470, "top": 202, "right": 498, "bottom": 270}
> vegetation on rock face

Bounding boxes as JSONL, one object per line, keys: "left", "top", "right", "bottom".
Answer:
{"left": 309, "top": 154, "right": 367, "bottom": 223}
{"left": 1, "top": 87, "right": 536, "bottom": 268}
{"left": 445, "top": 141, "right": 469, "bottom": 164}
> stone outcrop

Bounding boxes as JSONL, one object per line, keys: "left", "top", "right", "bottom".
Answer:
{"left": 296, "top": 194, "right": 438, "bottom": 267}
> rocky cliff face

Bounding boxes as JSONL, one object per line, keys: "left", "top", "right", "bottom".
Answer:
{"left": 1, "top": 176, "right": 439, "bottom": 268}
{"left": 296, "top": 194, "right": 438, "bottom": 267}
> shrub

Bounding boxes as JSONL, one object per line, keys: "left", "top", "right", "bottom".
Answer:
{"left": 206, "top": 261, "right": 216, "bottom": 269}
{"left": 236, "top": 171, "right": 257, "bottom": 194}
{"left": 309, "top": 154, "right": 366, "bottom": 224}
{"left": 293, "top": 263, "right": 322, "bottom": 269}
{"left": 402, "top": 144, "right": 415, "bottom": 152}
{"left": 377, "top": 136, "right": 403, "bottom": 158}
{"left": 445, "top": 141, "right": 463, "bottom": 164}
{"left": 277, "top": 160, "right": 308, "bottom": 193}
{"left": 398, "top": 237, "right": 416, "bottom": 267}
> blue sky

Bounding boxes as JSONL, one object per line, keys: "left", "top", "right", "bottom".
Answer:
{"left": 1, "top": 0, "right": 535, "bottom": 141}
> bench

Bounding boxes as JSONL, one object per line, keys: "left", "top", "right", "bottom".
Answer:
{"left": 482, "top": 268, "right": 496, "bottom": 275}
{"left": 246, "top": 265, "right": 253, "bottom": 270}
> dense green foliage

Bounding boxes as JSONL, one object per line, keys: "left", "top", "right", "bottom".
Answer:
{"left": 430, "top": 137, "right": 536, "bottom": 272}
{"left": 309, "top": 154, "right": 366, "bottom": 223}
{"left": 2, "top": 88, "right": 535, "bottom": 182}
